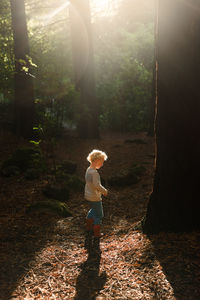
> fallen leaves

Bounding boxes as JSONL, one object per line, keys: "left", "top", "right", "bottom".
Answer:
{"left": 0, "top": 132, "right": 200, "bottom": 299}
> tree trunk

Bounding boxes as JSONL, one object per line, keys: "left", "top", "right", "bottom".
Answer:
{"left": 147, "top": 48, "right": 156, "bottom": 136}
{"left": 143, "top": 0, "right": 200, "bottom": 233}
{"left": 147, "top": 3, "right": 156, "bottom": 137}
{"left": 10, "top": 0, "right": 35, "bottom": 138}
{"left": 69, "top": 0, "right": 99, "bottom": 138}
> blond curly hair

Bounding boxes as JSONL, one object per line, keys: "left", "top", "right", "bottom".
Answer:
{"left": 87, "top": 149, "right": 108, "bottom": 163}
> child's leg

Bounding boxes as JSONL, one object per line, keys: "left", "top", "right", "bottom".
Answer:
{"left": 86, "top": 201, "right": 104, "bottom": 236}
{"left": 90, "top": 201, "right": 104, "bottom": 238}
{"left": 92, "top": 201, "right": 104, "bottom": 225}
{"left": 86, "top": 201, "right": 95, "bottom": 231}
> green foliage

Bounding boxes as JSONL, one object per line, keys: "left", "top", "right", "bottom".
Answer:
{"left": 1, "top": 147, "right": 46, "bottom": 178}
{"left": 0, "top": 0, "right": 14, "bottom": 99}
{"left": 94, "top": 16, "right": 154, "bottom": 131}
{"left": 0, "top": 0, "right": 154, "bottom": 134}
{"left": 27, "top": 0, "right": 154, "bottom": 133}
{"left": 27, "top": 2, "right": 80, "bottom": 131}
{"left": 30, "top": 139, "right": 41, "bottom": 147}
{"left": 34, "top": 83, "right": 79, "bottom": 136}
{"left": 26, "top": 200, "right": 72, "bottom": 217}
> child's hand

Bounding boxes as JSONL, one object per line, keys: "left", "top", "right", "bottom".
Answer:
{"left": 103, "top": 190, "right": 108, "bottom": 196}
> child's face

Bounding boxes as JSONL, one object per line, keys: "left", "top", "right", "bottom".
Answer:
{"left": 94, "top": 158, "right": 104, "bottom": 169}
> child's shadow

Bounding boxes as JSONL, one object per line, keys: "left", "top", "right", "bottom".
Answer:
{"left": 74, "top": 234, "right": 107, "bottom": 300}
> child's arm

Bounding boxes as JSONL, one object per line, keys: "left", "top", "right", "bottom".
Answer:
{"left": 93, "top": 172, "right": 107, "bottom": 195}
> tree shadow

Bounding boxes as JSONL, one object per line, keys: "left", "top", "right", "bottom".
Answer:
{"left": 0, "top": 212, "right": 58, "bottom": 300}
{"left": 147, "top": 231, "right": 200, "bottom": 300}
{"left": 74, "top": 233, "right": 107, "bottom": 300}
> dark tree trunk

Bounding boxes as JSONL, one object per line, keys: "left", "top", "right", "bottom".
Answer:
{"left": 147, "top": 50, "right": 156, "bottom": 136}
{"left": 143, "top": 0, "right": 200, "bottom": 233}
{"left": 69, "top": 0, "right": 99, "bottom": 138}
{"left": 10, "top": 0, "right": 35, "bottom": 138}
{"left": 147, "top": 4, "right": 156, "bottom": 137}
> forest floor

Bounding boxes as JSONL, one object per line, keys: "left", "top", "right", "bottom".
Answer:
{"left": 0, "top": 130, "right": 200, "bottom": 300}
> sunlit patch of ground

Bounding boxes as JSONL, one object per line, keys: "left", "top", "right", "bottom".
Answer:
{"left": 10, "top": 221, "right": 200, "bottom": 299}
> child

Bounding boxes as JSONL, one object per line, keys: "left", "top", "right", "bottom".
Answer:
{"left": 84, "top": 149, "right": 108, "bottom": 238}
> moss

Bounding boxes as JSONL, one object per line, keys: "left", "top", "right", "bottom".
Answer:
{"left": 26, "top": 200, "right": 72, "bottom": 217}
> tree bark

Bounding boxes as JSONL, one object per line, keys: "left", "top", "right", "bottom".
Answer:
{"left": 143, "top": 0, "right": 200, "bottom": 233}
{"left": 147, "top": 46, "right": 156, "bottom": 136}
{"left": 10, "top": 0, "right": 35, "bottom": 138}
{"left": 147, "top": 2, "right": 156, "bottom": 137}
{"left": 69, "top": 0, "right": 99, "bottom": 138}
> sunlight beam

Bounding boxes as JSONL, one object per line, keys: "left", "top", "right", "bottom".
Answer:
{"left": 46, "top": 1, "right": 70, "bottom": 20}
{"left": 41, "top": 1, "right": 70, "bottom": 26}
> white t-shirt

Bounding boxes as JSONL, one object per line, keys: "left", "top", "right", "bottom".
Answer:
{"left": 84, "top": 167, "right": 107, "bottom": 202}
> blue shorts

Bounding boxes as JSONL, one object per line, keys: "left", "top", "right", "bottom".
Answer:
{"left": 86, "top": 200, "right": 104, "bottom": 225}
